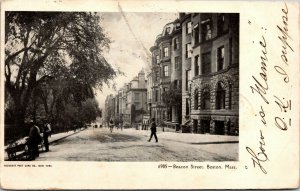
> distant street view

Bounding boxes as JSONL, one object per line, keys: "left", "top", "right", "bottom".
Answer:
{"left": 4, "top": 12, "right": 239, "bottom": 161}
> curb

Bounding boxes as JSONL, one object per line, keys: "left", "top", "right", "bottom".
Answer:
{"left": 49, "top": 128, "right": 86, "bottom": 145}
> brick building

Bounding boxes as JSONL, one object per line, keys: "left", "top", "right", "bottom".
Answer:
{"left": 183, "top": 13, "right": 239, "bottom": 135}
{"left": 148, "top": 19, "right": 183, "bottom": 128}
{"left": 105, "top": 70, "right": 148, "bottom": 127}
{"left": 147, "top": 13, "right": 239, "bottom": 135}
{"left": 181, "top": 14, "right": 193, "bottom": 125}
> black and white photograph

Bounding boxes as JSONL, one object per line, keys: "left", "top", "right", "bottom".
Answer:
{"left": 1, "top": 1, "right": 300, "bottom": 190}
{"left": 4, "top": 12, "right": 239, "bottom": 162}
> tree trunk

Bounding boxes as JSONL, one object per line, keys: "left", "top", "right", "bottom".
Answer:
{"left": 13, "top": 105, "right": 26, "bottom": 138}
{"left": 10, "top": 87, "right": 32, "bottom": 137}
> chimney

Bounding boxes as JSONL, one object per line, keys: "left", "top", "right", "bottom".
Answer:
{"left": 138, "top": 69, "right": 146, "bottom": 88}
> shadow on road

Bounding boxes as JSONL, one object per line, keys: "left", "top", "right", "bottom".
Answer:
{"left": 190, "top": 141, "right": 239, "bottom": 145}
{"left": 95, "top": 133, "right": 141, "bottom": 143}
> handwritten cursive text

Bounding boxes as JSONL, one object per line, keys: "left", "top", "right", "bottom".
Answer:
{"left": 246, "top": 130, "right": 269, "bottom": 174}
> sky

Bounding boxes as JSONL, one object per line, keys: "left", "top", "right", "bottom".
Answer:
{"left": 95, "top": 12, "right": 178, "bottom": 109}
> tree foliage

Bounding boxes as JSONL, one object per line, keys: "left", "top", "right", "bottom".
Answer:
{"left": 81, "top": 98, "right": 101, "bottom": 123}
{"left": 161, "top": 88, "right": 182, "bottom": 108}
{"left": 5, "top": 12, "right": 116, "bottom": 130}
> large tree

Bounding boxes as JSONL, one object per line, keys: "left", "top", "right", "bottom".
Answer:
{"left": 161, "top": 87, "right": 182, "bottom": 122}
{"left": 5, "top": 12, "right": 116, "bottom": 128}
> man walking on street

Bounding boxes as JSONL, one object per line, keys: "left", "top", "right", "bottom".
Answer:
{"left": 148, "top": 118, "right": 158, "bottom": 143}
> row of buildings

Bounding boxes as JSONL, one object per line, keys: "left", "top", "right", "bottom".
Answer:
{"left": 104, "top": 70, "right": 148, "bottom": 128}
{"left": 104, "top": 13, "right": 239, "bottom": 135}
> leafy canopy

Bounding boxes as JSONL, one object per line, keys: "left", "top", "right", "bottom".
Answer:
{"left": 5, "top": 12, "right": 116, "bottom": 93}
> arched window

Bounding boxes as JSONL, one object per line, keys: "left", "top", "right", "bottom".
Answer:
{"left": 194, "top": 89, "right": 199, "bottom": 110}
{"left": 201, "top": 89, "right": 210, "bottom": 110}
{"left": 216, "top": 82, "right": 226, "bottom": 109}
{"left": 229, "top": 84, "right": 232, "bottom": 109}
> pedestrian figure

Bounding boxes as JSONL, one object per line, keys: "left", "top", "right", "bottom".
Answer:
{"left": 120, "top": 119, "right": 123, "bottom": 131}
{"left": 146, "top": 120, "right": 149, "bottom": 130}
{"left": 109, "top": 119, "right": 114, "bottom": 133}
{"left": 28, "top": 120, "right": 42, "bottom": 160}
{"left": 43, "top": 121, "right": 51, "bottom": 152}
{"left": 148, "top": 118, "right": 158, "bottom": 142}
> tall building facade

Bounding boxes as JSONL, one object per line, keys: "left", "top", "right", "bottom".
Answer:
{"left": 105, "top": 70, "right": 148, "bottom": 127}
{"left": 149, "top": 19, "right": 182, "bottom": 128}
{"left": 147, "top": 13, "right": 239, "bottom": 135}
{"left": 184, "top": 13, "right": 239, "bottom": 135}
{"left": 181, "top": 14, "right": 193, "bottom": 125}
{"left": 123, "top": 71, "right": 148, "bottom": 125}
{"left": 104, "top": 94, "right": 115, "bottom": 125}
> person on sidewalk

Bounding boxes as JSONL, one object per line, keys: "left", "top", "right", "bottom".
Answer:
{"left": 28, "top": 120, "right": 42, "bottom": 160}
{"left": 109, "top": 118, "right": 114, "bottom": 133}
{"left": 148, "top": 118, "right": 158, "bottom": 143}
{"left": 43, "top": 120, "right": 51, "bottom": 152}
{"left": 120, "top": 120, "right": 123, "bottom": 131}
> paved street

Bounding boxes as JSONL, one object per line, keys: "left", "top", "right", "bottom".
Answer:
{"left": 36, "top": 127, "right": 238, "bottom": 161}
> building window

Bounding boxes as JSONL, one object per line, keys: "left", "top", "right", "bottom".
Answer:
{"left": 201, "top": 89, "right": 210, "bottom": 110}
{"left": 186, "top": 21, "right": 192, "bottom": 34}
{"left": 193, "top": 24, "right": 199, "bottom": 44}
{"left": 229, "top": 84, "right": 232, "bottom": 109}
{"left": 217, "top": 46, "right": 225, "bottom": 71}
{"left": 163, "top": 47, "right": 169, "bottom": 57}
{"left": 163, "top": 65, "right": 169, "bottom": 77}
{"left": 217, "top": 14, "right": 226, "bottom": 35}
{"left": 134, "top": 102, "right": 140, "bottom": 108}
{"left": 185, "top": 43, "right": 192, "bottom": 58}
{"left": 160, "top": 49, "right": 162, "bottom": 59}
{"left": 166, "top": 27, "right": 170, "bottom": 34}
{"left": 194, "top": 89, "right": 199, "bottom": 110}
{"left": 173, "top": 80, "right": 178, "bottom": 89}
{"left": 186, "top": 98, "right": 190, "bottom": 115}
{"left": 175, "top": 22, "right": 180, "bottom": 30}
{"left": 175, "top": 56, "right": 180, "bottom": 69}
{"left": 201, "top": 52, "right": 211, "bottom": 74}
{"left": 155, "top": 90, "right": 159, "bottom": 102}
{"left": 216, "top": 82, "right": 226, "bottom": 109}
{"left": 185, "top": 70, "right": 189, "bottom": 91}
{"left": 194, "top": 55, "right": 200, "bottom": 76}
{"left": 156, "top": 55, "right": 159, "bottom": 64}
{"left": 201, "top": 19, "right": 212, "bottom": 41}
{"left": 174, "top": 38, "right": 179, "bottom": 50}
{"left": 135, "top": 93, "right": 140, "bottom": 100}
{"left": 185, "top": 70, "right": 191, "bottom": 91}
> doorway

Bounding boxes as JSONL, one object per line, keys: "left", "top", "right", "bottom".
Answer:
{"left": 215, "top": 120, "right": 225, "bottom": 135}
{"left": 201, "top": 120, "right": 210, "bottom": 134}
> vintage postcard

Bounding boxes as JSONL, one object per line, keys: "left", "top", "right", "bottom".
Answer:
{"left": 0, "top": 0, "right": 299, "bottom": 189}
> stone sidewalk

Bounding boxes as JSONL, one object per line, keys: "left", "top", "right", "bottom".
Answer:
{"left": 110, "top": 127, "right": 239, "bottom": 145}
